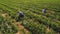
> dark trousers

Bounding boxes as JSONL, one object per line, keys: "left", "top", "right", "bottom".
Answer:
{"left": 16, "top": 16, "right": 24, "bottom": 22}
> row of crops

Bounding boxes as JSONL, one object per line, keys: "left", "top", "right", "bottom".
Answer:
{"left": 0, "top": 16, "right": 18, "bottom": 34}
{"left": 22, "top": 10, "right": 60, "bottom": 32}
{"left": 0, "top": 0, "right": 60, "bottom": 34}
{"left": 21, "top": 18, "right": 57, "bottom": 34}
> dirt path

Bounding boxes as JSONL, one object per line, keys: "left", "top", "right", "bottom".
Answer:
{"left": 15, "top": 22, "right": 29, "bottom": 34}
{"left": 46, "top": 26, "right": 50, "bottom": 34}
{"left": 15, "top": 22, "right": 24, "bottom": 34}
{"left": 1, "top": 13, "right": 7, "bottom": 17}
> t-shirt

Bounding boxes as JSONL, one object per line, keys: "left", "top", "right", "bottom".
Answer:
{"left": 42, "top": 9, "right": 46, "bottom": 13}
{"left": 18, "top": 12, "right": 24, "bottom": 17}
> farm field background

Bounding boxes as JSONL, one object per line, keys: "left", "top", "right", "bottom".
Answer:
{"left": 0, "top": 0, "right": 60, "bottom": 34}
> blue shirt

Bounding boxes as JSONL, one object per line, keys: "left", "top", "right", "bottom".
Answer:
{"left": 18, "top": 12, "right": 24, "bottom": 17}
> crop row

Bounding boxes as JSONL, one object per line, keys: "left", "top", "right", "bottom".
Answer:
{"left": 0, "top": 16, "right": 18, "bottom": 34}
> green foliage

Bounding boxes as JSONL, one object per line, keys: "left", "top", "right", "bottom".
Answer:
{"left": 21, "top": 19, "right": 56, "bottom": 34}
{"left": 0, "top": 0, "right": 60, "bottom": 34}
{"left": 0, "top": 16, "right": 18, "bottom": 34}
